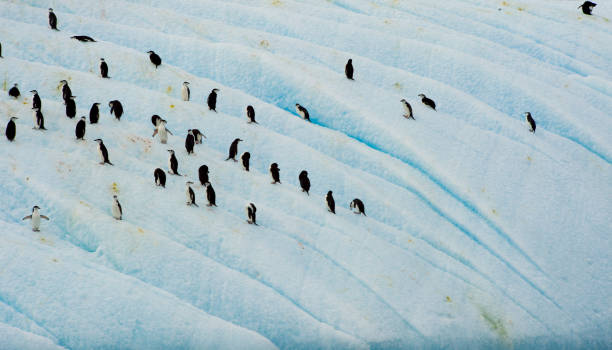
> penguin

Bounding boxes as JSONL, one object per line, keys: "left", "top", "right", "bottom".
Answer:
{"left": 147, "top": 50, "right": 161, "bottom": 68}
{"left": 22, "top": 206, "right": 50, "bottom": 232}
{"left": 8, "top": 83, "right": 20, "bottom": 99}
{"left": 246, "top": 203, "right": 257, "bottom": 225}
{"left": 111, "top": 195, "right": 122, "bottom": 220}
{"left": 207, "top": 88, "right": 219, "bottom": 112}
{"left": 295, "top": 104, "right": 310, "bottom": 121}
{"left": 5, "top": 117, "right": 17, "bottom": 142}
{"left": 71, "top": 35, "right": 96, "bottom": 42}
{"left": 33, "top": 108, "right": 46, "bottom": 130}
{"left": 100, "top": 58, "right": 109, "bottom": 78}
{"left": 345, "top": 58, "right": 354, "bottom": 80}
{"left": 151, "top": 114, "right": 161, "bottom": 127}
{"left": 185, "top": 129, "right": 195, "bottom": 154}
{"left": 48, "top": 8, "right": 58, "bottom": 30}
{"left": 94, "top": 139, "right": 113, "bottom": 165}
{"left": 167, "top": 149, "right": 180, "bottom": 175}
{"left": 154, "top": 168, "right": 166, "bottom": 187}
{"left": 0, "top": 41, "right": 3, "bottom": 58}
{"left": 89, "top": 103, "right": 100, "bottom": 124}
{"left": 109, "top": 100, "right": 123, "bottom": 120}
{"left": 204, "top": 182, "right": 217, "bottom": 207}
{"left": 198, "top": 165, "right": 209, "bottom": 186}
{"left": 226, "top": 138, "right": 242, "bottom": 161}
{"left": 65, "top": 96, "right": 77, "bottom": 119}
{"left": 182, "top": 82, "right": 190, "bottom": 101}
{"left": 525, "top": 112, "right": 536, "bottom": 133}
{"left": 350, "top": 198, "right": 366, "bottom": 216}
{"left": 326, "top": 191, "right": 335, "bottom": 214}
{"left": 269, "top": 163, "right": 281, "bottom": 184}
{"left": 299, "top": 170, "right": 310, "bottom": 195}
{"left": 418, "top": 94, "right": 436, "bottom": 111}
{"left": 579, "top": 1, "right": 596, "bottom": 15}
{"left": 192, "top": 129, "right": 205, "bottom": 144}
{"left": 75, "top": 116, "right": 86, "bottom": 140}
{"left": 401, "top": 99, "right": 414, "bottom": 120}
{"left": 186, "top": 181, "right": 198, "bottom": 207}
{"left": 152, "top": 119, "right": 172, "bottom": 144}
{"left": 241, "top": 152, "right": 250, "bottom": 171}
{"left": 60, "top": 80, "right": 72, "bottom": 102}
{"left": 246, "top": 105, "right": 257, "bottom": 124}
{"left": 31, "top": 90, "right": 41, "bottom": 110}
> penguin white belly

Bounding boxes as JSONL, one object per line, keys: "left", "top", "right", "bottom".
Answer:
{"left": 186, "top": 188, "right": 191, "bottom": 204}
{"left": 98, "top": 146, "right": 104, "bottom": 162}
{"left": 31, "top": 212, "right": 41, "bottom": 231}
{"left": 112, "top": 201, "right": 121, "bottom": 219}
{"left": 182, "top": 87, "right": 189, "bottom": 101}
{"left": 158, "top": 126, "right": 168, "bottom": 144}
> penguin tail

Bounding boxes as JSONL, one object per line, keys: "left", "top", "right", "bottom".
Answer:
{"left": 106, "top": 161, "right": 114, "bottom": 166}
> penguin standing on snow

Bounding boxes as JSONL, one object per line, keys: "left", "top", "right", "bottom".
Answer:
{"left": 246, "top": 203, "right": 257, "bottom": 225}
{"left": 154, "top": 168, "right": 166, "bottom": 187}
{"left": 418, "top": 94, "right": 436, "bottom": 111}
{"left": 151, "top": 114, "right": 161, "bottom": 127}
{"left": 579, "top": 1, "right": 596, "bottom": 15}
{"left": 345, "top": 59, "right": 354, "bottom": 80}
{"left": 295, "top": 104, "right": 310, "bottom": 121}
{"left": 198, "top": 165, "right": 209, "bottom": 186}
{"left": 192, "top": 129, "right": 205, "bottom": 144}
{"left": 152, "top": 119, "right": 172, "bottom": 144}
{"left": 75, "top": 116, "right": 86, "bottom": 140}
{"left": 71, "top": 35, "right": 96, "bottom": 42}
{"left": 22, "top": 206, "right": 50, "bottom": 231}
{"left": 241, "top": 152, "right": 250, "bottom": 171}
{"left": 60, "top": 80, "right": 72, "bottom": 102}
{"left": 246, "top": 105, "right": 257, "bottom": 124}
{"left": 204, "top": 182, "right": 217, "bottom": 207}
{"left": 182, "top": 82, "right": 190, "bottom": 101}
{"left": 147, "top": 50, "right": 161, "bottom": 68}
{"left": 185, "top": 129, "right": 195, "bottom": 154}
{"left": 108, "top": 100, "right": 123, "bottom": 120}
{"left": 0, "top": 42, "right": 3, "bottom": 58}
{"left": 8, "top": 83, "right": 20, "bottom": 99}
{"left": 31, "top": 90, "right": 41, "bottom": 110}
{"left": 94, "top": 139, "right": 113, "bottom": 165}
{"left": 207, "top": 88, "right": 219, "bottom": 112}
{"left": 167, "top": 149, "right": 180, "bottom": 175}
{"left": 65, "top": 96, "right": 77, "bottom": 119}
{"left": 350, "top": 198, "right": 366, "bottom": 216}
{"left": 186, "top": 181, "right": 198, "bottom": 207}
{"left": 33, "top": 108, "right": 46, "bottom": 130}
{"left": 401, "top": 99, "right": 414, "bottom": 120}
{"left": 89, "top": 103, "right": 101, "bottom": 124}
{"left": 5, "top": 117, "right": 17, "bottom": 142}
{"left": 525, "top": 112, "right": 536, "bottom": 133}
{"left": 269, "top": 163, "right": 281, "bottom": 184}
{"left": 48, "top": 8, "right": 58, "bottom": 30}
{"left": 100, "top": 58, "right": 109, "bottom": 78}
{"left": 299, "top": 170, "right": 311, "bottom": 195}
{"left": 326, "top": 191, "right": 335, "bottom": 214}
{"left": 226, "top": 138, "right": 242, "bottom": 161}
{"left": 111, "top": 195, "right": 122, "bottom": 220}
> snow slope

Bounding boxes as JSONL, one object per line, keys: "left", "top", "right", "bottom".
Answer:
{"left": 0, "top": 0, "right": 610, "bottom": 348}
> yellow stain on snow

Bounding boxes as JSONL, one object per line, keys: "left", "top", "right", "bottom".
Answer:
{"left": 527, "top": 156, "right": 532, "bottom": 162}
{"left": 501, "top": 1, "right": 509, "bottom": 6}
{"left": 446, "top": 296, "right": 452, "bottom": 302}
{"left": 170, "top": 104, "right": 175, "bottom": 108}
{"left": 271, "top": 0, "right": 282, "bottom": 6}
{"left": 52, "top": 258, "right": 59, "bottom": 263}
{"left": 393, "top": 82, "right": 402, "bottom": 90}
{"left": 259, "top": 40, "right": 270, "bottom": 49}
{"left": 492, "top": 209, "right": 498, "bottom": 215}
{"left": 111, "top": 182, "right": 120, "bottom": 194}
{"left": 166, "top": 86, "right": 172, "bottom": 93}
{"left": 137, "top": 228, "right": 145, "bottom": 235}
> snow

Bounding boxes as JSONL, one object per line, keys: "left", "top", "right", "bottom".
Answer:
{"left": 0, "top": 0, "right": 611, "bottom": 348}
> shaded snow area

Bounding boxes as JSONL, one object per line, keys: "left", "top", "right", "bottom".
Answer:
{"left": 1, "top": 0, "right": 611, "bottom": 349}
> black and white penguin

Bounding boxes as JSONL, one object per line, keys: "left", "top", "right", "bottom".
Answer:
{"left": 167, "top": 149, "right": 180, "bottom": 175}
{"left": 48, "top": 8, "right": 58, "bottom": 30}
{"left": 60, "top": 80, "right": 72, "bottom": 102}
{"left": 207, "top": 88, "right": 219, "bottom": 112}
{"left": 71, "top": 35, "right": 96, "bottom": 42}
{"left": 350, "top": 198, "right": 366, "bottom": 216}
{"left": 401, "top": 99, "right": 414, "bottom": 120}
{"left": 418, "top": 94, "right": 436, "bottom": 111}
{"left": 345, "top": 59, "right": 354, "bottom": 80}
{"left": 22, "top": 206, "right": 50, "bottom": 232}
{"left": 31, "top": 90, "right": 41, "bottom": 110}
{"left": 65, "top": 96, "right": 77, "bottom": 119}
{"left": 100, "top": 58, "right": 109, "bottom": 78}
{"left": 295, "top": 103, "right": 310, "bottom": 121}
{"left": 299, "top": 170, "right": 311, "bottom": 195}
{"left": 154, "top": 168, "right": 166, "bottom": 187}
{"left": 89, "top": 103, "right": 100, "bottom": 124}
{"left": 152, "top": 119, "right": 172, "bottom": 144}
{"left": 246, "top": 203, "right": 257, "bottom": 225}
{"left": 186, "top": 181, "right": 198, "bottom": 207}
{"left": 185, "top": 129, "right": 195, "bottom": 154}
{"left": 108, "top": 100, "right": 123, "bottom": 120}
{"left": 192, "top": 129, "right": 205, "bottom": 144}
{"left": 33, "top": 108, "right": 46, "bottom": 130}
{"left": 198, "top": 165, "right": 209, "bottom": 186}
{"left": 525, "top": 112, "right": 536, "bottom": 133}
{"left": 111, "top": 195, "right": 122, "bottom": 220}
{"left": 0, "top": 42, "right": 3, "bottom": 58}
{"left": 269, "top": 163, "right": 281, "bottom": 184}
{"left": 326, "top": 191, "right": 335, "bottom": 214}
{"left": 8, "top": 83, "right": 20, "bottom": 99}
{"left": 246, "top": 105, "right": 257, "bottom": 124}
{"left": 579, "top": 1, "right": 596, "bottom": 15}
{"left": 204, "top": 182, "right": 217, "bottom": 207}
{"left": 182, "top": 82, "right": 190, "bottom": 101}
{"left": 94, "top": 139, "right": 113, "bottom": 165}
{"left": 151, "top": 114, "right": 161, "bottom": 127}
{"left": 5, "top": 117, "right": 17, "bottom": 141}
{"left": 75, "top": 116, "right": 86, "bottom": 140}
{"left": 226, "top": 138, "right": 242, "bottom": 161}
{"left": 241, "top": 152, "right": 250, "bottom": 171}
{"left": 147, "top": 50, "right": 162, "bottom": 68}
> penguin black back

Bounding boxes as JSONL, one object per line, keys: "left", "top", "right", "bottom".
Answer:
{"left": 8, "top": 84, "right": 20, "bottom": 98}
{"left": 168, "top": 150, "right": 180, "bottom": 175}
{"left": 326, "top": 191, "right": 336, "bottom": 214}
{"left": 34, "top": 108, "right": 46, "bottom": 130}
{"left": 205, "top": 183, "right": 217, "bottom": 206}
{"left": 5, "top": 117, "right": 17, "bottom": 141}
{"left": 192, "top": 129, "right": 204, "bottom": 144}
{"left": 525, "top": 112, "right": 536, "bottom": 133}
{"left": 350, "top": 198, "right": 366, "bottom": 216}
{"left": 151, "top": 114, "right": 161, "bottom": 127}
{"left": 270, "top": 163, "right": 281, "bottom": 184}
{"left": 198, "top": 165, "right": 209, "bottom": 186}
{"left": 75, "top": 116, "right": 86, "bottom": 140}
{"left": 247, "top": 203, "right": 257, "bottom": 225}
{"left": 48, "top": 8, "right": 58, "bottom": 30}
{"left": 109, "top": 100, "right": 123, "bottom": 120}
{"left": 246, "top": 105, "right": 257, "bottom": 123}
{"left": 241, "top": 152, "right": 251, "bottom": 171}
{"left": 31, "top": 90, "right": 41, "bottom": 110}
{"left": 71, "top": 35, "right": 96, "bottom": 42}
{"left": 100, "top": 58, "right": 108, "bottom": 78}
{"left": 185, "top": 130, "right": 195, "bottom": 154}
{"left": 345, "top": 59, "right": 354, "bottom": 80}
{"left": 89, "top": 103, "right": 100, "bottom": 124}
{"left": 148, "top": 51, "right": 161, "bottom": 68}
{"left": 207, "top": 89, "right": 219, "bottom": 112}
{"left": 60, "top": 80, "right": 72, "bottom": 102}
{"left": 295, "top": 104, "right": 310, "bottom": 121}
{"left": 65, "top": 96, "right": 76, "bottom": 119}
{"left": 418, "top": 94, "right": 436, "bottom": 111}
{"left": 154, "top": 168, "right": 166, "bottom": 187}
{"left": 579, "top": 1, "right": 596, "bottom": 15}
{"left": 226, "top": 138, "right": 242, "bottom": 161}
{"left": 299, "top": 170, "right": 311, "bottom": 195}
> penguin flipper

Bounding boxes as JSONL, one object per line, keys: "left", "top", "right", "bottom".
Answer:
{"left": 40, "top": 215, "right": 50, "bottom": 220}
{"left": 22, "top": 215, "right": 32, "bottom": 220}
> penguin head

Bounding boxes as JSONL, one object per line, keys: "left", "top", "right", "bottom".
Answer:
{"left": 235, "top": 138, "right": 243, "bottom": 143}
{"left": 524, "top": 112, "right": 531, "bottom": 118}
{"left": 33, "top": 205, "right": 40, "bottom": 211}
{"left": 80, "top": 116, "right": 86, "bottom": 121}
{"left": 113, "top": 195, "right": 118, "bottom": 199}
{"left": 348, "top": 58, "right": 352, "bottom": 63}
{"left": 327, "top": 190, "right": 333, "bottom": 196}
{"left": 94, "top": 102, "right": 101, "bottom": 106}
{"left": 183, "top": 81, "right": 190, "bottom": 86}
{"left": 10, "top": 117, "right": 18, "bottom": 121}
{"left": 49, "top": 8, "right": 53, "bottom": 12}
{"left": 295, "top": 103, "right": 301, "bottom": 108}
{"left": 60, "top": 80, "right": 67, "bottom": 85}
{"left": 300, "top": 170, "right": 308, "bottom": 177}
{"left": 100, "top": 58, "right": 105, "bottom": 62}
{"left": 94, "top": 138, "right": 103, "bottom": 143}
{"left": 147, "top": 50, "right": 155, "bottom": 54}
{"left": 400, "top": 99, "right": 407, "bottom": 103}
{"left": 13, "top": 83, "right": 18, "bottom": 87}
{"left": 271, "top": 162, "right": 278, "bottom": 169}
{"left": 186, "top": 181, "right": 194, "bottom": 185}
{"left": 167, "top": 149, "right": 175, "bottom": 154}
{"left": 108, "top": 101, "right": 114, "bottom": 108}
{"left": 418, "top": 94, "right": 426, "bottom": 98}
{"left": 212, "top": 88, "right": 219, "bottom": 93}
{"left": 30, "top": 90, "right": 38, "bottom": 94}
